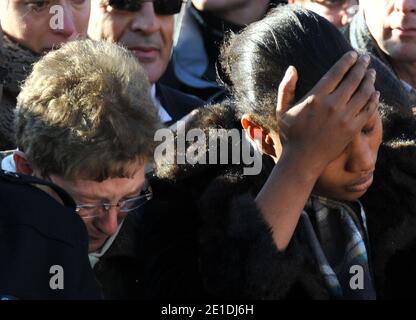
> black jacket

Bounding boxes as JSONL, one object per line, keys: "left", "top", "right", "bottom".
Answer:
{"left": 156, "top": 83, "right": 204, "bottom": 126}
{"left": 92, "top": 91, "right": 416, "bottom": 300}
{"left": 93, "top": 101, "right": 416, "bottom": 300}
{"left": 0, "top": 170, "right": 101, "bottom": 299}
{"left": 93, "top": 177, "right": 204, "bottom": 300}
{"left": 154, "top": 102, "right": 416, "bottom": 300}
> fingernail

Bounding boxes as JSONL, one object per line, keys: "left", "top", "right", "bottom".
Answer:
{"left": 349, "top": 51, "right": 358, "bottom": 60}
{"left": 369, "top": 69, "right": 376, "bottom": 79}
{"left": 362, "top": 54, "right": 371, "bottom": 65}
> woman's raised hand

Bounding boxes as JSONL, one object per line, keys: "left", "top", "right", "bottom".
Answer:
{"left": 276, "top": 51, "right": 379, "bottom": 175}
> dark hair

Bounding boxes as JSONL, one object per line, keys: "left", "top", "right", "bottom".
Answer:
{"left": 221, "top": 5, "right": 411, "bottom": 131}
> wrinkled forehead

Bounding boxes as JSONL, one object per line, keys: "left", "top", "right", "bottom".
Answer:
{"left": 50, "top": 164, "right": 148, "bottom": 202}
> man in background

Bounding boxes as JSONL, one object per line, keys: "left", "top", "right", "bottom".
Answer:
{"left": 161, "top": 0, "right": 288, "bottom": 102}
{"left": 345, "top": 0, "right": 416, "bottom": 98}
{"left": 88, "top": 0, "right": 204, "bottom": 125}
{"left": 0, "top": 0, "right": 90, "bottom": 150}
{"left": 288, "top": 0, "right": 359, "bottom": 28}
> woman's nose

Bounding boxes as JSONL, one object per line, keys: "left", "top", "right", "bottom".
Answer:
{"left": 345, "top": 137, "right": 376, "bottom": 173}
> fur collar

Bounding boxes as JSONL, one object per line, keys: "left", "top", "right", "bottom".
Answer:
{"left": 157, "top": 100, "right": 416, "bottom": 298}
{"left": 155, "top": 102, "right": 243, "bottom": 182}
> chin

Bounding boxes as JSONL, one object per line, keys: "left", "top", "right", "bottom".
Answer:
{"left": 338, "top": 191, "right": 366, "bottom": 202}
{"left": 385, "top": 43, "right": 416, "bottom": 62}
{"left": 343, "top": 194, "right": 362, "bottom": 202}
{"left": 88, "top": 239, "right": 105, "bottom": 253}
{"left": 319, "top": 191, "right": 364, "bottom": 202}
{"left": 144, "top": 66, "right": 165, "bottom": 85}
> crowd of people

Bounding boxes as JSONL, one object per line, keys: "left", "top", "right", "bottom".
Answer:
{"left": 1, "top": 0, "right": 416, "bottom": 300}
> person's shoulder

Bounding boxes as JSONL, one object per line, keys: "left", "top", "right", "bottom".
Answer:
{"left": 0, "top": 170, "right": 86, "bottom": 246}
{"left": 0, "top": 170, "right": 100, "bottom": 299}
{"left": 0, "top": 169, "right": 75, "bottom": 207}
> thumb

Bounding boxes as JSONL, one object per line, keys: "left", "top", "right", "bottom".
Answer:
{"left": 276, "top": 66, "right": 298, "bottom": 117}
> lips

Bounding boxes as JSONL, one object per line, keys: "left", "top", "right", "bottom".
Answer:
{"left": 345, "top": 173, "right": 374, "bottom": 193}
{"left": 129, "top": 47, "right": 160, "bottom": 62}
{"left": 392, "top": 26, "right": 416, "bottom": 37}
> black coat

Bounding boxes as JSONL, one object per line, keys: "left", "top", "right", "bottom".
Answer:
{"left": 93, "top": 177, "right": 204, "bottom": 300}
{"left": 156, "top": 83, "right": 205, "bottom": 126}
{"left": 81, "top": 85, "right": 204, "bottom": 299}
{"left": 155, "top": 102, "right": 416, "bottom": 300}
{"left": 93, "top": 100, "right": 416, "bottom": 300}
{"left": 0, "top": 170, "right": 101, "bottom": 299}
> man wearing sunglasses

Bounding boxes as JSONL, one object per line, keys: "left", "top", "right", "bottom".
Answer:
{"left": 88, "top": 0, "right": 204, "bottom": 126}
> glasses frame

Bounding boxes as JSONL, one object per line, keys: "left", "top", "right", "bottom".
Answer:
{"left": 75, "top": 186, "right": 153, "bottom": 219}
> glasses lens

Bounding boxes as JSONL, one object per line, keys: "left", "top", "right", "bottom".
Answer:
{"left": 76, "top": 206, "right": 104, "bottom": 219}
{"left": 106, "top": 0, "right": 182, "bottom": 15}
{"left": 107, "top": 0, "right": 143, "bottom": 11}
{"left": 154, "top": 0, "right": 182, "bottom": 15}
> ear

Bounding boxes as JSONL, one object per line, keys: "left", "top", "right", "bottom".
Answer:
{"left": 13, "top": 151, "right": 33, "bottom": 175}
{"left": 340, "top": 13, "right": 350, "bottom": 27}
{"left": 241, "top": 115, "right": 277, "bottom": 158}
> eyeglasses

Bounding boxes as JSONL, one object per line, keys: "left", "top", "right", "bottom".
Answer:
{"left": 311, "top": 0, "right": 359, "bottom": 20}
{"left": 106, "top": 0, "right": 184, "bottom": 15}
{"left": 75, "top": 186, "right": 153, "bottom": 219}
{"left": 312, "top": 0, "right": 358, "bottom": 8}
{"left": 313, "top": 0, "right": 354, "bottom": 4}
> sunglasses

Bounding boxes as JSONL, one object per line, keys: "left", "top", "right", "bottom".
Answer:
{"left": 106, "top": 0, "right": 183, "bottom": 15}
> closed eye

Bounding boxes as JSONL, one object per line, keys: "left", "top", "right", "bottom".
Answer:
{"left": 362, "top": 126, "right": 375, "bottom": 135}
{"left": 25, "top": 0, "right": 50, "bottom": 11}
